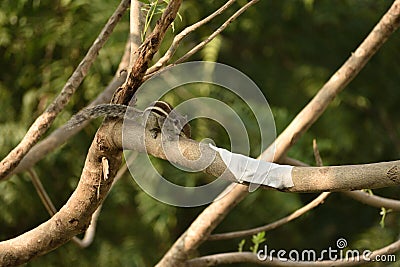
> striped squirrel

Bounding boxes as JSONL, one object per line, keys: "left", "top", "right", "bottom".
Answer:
{"left": 66, "top": 101, "right": 191, "bottom": 139}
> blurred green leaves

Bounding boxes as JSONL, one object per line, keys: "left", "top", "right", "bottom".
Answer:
{"left": 0, "top": 0, "right": 399, "bottom": 266}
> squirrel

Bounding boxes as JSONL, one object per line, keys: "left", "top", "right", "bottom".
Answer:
{"left": 66, "top": 101, "right": 191, "bottom": 139}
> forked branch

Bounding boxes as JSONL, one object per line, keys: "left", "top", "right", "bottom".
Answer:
{"left": 156, "top": 1, "right": 400, "bottom": 266}
{"left": 0, "top": 0, "right": 131, "bottom": 180}
{"left": 0, "top": 0, "right": 182, "bottom": 265}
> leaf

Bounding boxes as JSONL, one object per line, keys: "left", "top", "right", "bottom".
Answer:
{"left": 238, "top": 239, "right": 246, "bottom": 252}
{"left": 250, "top": 232, "right": 266, "bottom": 254}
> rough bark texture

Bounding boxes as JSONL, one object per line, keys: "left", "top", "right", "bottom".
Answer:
{"left": 0, "top": 1, "right": 182, "bottom": 265}
{"left": 112, "top": 0, "right": 183, "bottom": 105}
{"left": 155, "top": 1, "right": 400, "bottom": 265}
{"left": 0, "top": 0, "right": 131, "bottom": 180}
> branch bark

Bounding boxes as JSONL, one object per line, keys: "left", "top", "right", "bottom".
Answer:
{"left": 343, "top": 190, "right": 400, "bottom": 211}
{"left": 175, "top": 0, "right": 259, "bottom": 65}
{"left": 113, "top": 0, "right": 183, "bottom": 105}
{"left": 207, "top": 192, "right": 330, "bottom": 241}
{"left": 8, "top": 55, "right": 128, "bottom": 178}
{"left": 0, "top": 0, "right": 131, "bottom": 180}
{"left": 186, "top": 238, "right": 400, "bottom": 267}
{"left": 156, "top": 1, "right": 400, "bottom": 265}
{"left": 281, "top": 156, "right": 400, "bottom": 211}
{"left": 114, "top": 121, "right": 400, "bottom": 192}
{"left": 0, "top": 0, "right": 182, "bottom": 265}
{"left": 146, "top": 0, "right": 237, "bottom": 75}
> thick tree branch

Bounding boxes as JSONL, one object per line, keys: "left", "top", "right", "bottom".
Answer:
{"left": 114, "top": 122, "right": 400, "bottom": 192}
{"left": 280, "top": 157, "right": 400, "bottom": 211}
{"left": 6, "top": 13, "right": 138, "bottom": 179}
{"left": 0, "top": 0, "right": 131, "bottom": 180}
{"left": 113, "top": 0, "right": 183, "bottom": 105}
{"left": 156, "top": 1, "right": 400, "bottom": 266}
{"left": 71, "top": 2, "right": 145, "bottom": 247}
{"left": 0, "top": 1, "right": 182, "bottom": 265}
{"left": 8, "top": 68, "right": 127, "bottom": 178}
{"left": 260, "top": 0, "right": 400, "bottom": 162}
{"left": 27, "top": 169, "right": 96, "bottom": 247}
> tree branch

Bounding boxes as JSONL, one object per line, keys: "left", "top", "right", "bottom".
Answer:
{"left": 145, "top": 0, "right": 260, "bottom": 81}
{"left": 71, "top": 1, "right": 145, "bottom": 246}
{"left": 6, "top": 14, "right": 146, "bottom": 179}
{"left": 27, "top": 169, "right": 57, "bottom": 216}
{"left": 280, "top": 157, "right": 400, "bottom": 211}
{"left": 208, "top": 192, "right": 330, "bottom": 241}
{"left": 312, "top": 139, "right": 323, "bottom": 167}
{"left": 8, "top": 61, "right": 128, "bottom": 178}
{"left": 187, "top": 238, "right": 400, "bottom": 267}
{"left": 343, "top": 190, "right": 400, "bottom": 211}
{"left": 156, "top": 1, "right": 400, "bottom": 265}
{"left": 175, "top": 0, "right": 259, "bottom": 65}
{"left": 27, "top": 169, "right": 97, "bottom": 248}
{"left": 0, "top": 0, "right": 182, "bottom": 265}
{"left": 146, "top": 0, "right": 237, "bottom": 75}
{"left": 207, "top": 143, "right": 397, "bottom": 241}
{"left": 115, "top": 122, "right": 400, "bottom": 192}
{"left": 260, "top": 0, "right": 400, "bottom": 162}
{"left": 113, "top": 0, "right": 183, "bottom": 105}
{"left": 129, "top": 0, "right": 144, "bottom": 69}
{"left": 0, "top": 0, "right": 131, "bottom": 180}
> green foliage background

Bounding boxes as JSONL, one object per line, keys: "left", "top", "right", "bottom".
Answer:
{"left": 0, "top": 0, "right": 399, "bottom": 266}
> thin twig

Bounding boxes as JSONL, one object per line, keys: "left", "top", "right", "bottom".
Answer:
{"left": 7, "top": 37, "right": 132, "bottom": 179}
{"left": 76, "top": 153, "right": 136, "bottom": 248}
{"left": 146, "top": 0, "right": 236, "bottom": 75}
{"left": 72, "top": 206, "right": 103, "bottom": 248}
{"left": 27, "top": 169, "right": 90, "bottom": 247}
{"left": 175, "top": 0, "right": 259, "bottom": 64}
{"left": 208, "top": 192, "right": 330, "bottom": 241}
{"left": 279, "top": 157, "right": 309, "bottom": 167}
{"left": 145, "top": 0, "right": 259, "bottom": 81}
{"left": 156, "top": 1, "right": 400, "bottom": 266}
{"left": 0, "top": 0, "right": 131, "bottom": 180}
{"left": 312, "top": 139, "right": 323, "bottom": 167}
{"left": 378, "top": 108, "right": 400, "bottom": 153}
{"left": 343, "top": 191, "right": 400, "bottom": 211}
{"left": 27, "top": 169, "right": 57, "bottom": 216}
{"left": 187, "top": 238, "right": 400, "bottom": 266}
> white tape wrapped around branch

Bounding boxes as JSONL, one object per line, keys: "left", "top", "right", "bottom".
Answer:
{"left": 209, "top": 144, "right": 294, "bottom": 189}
